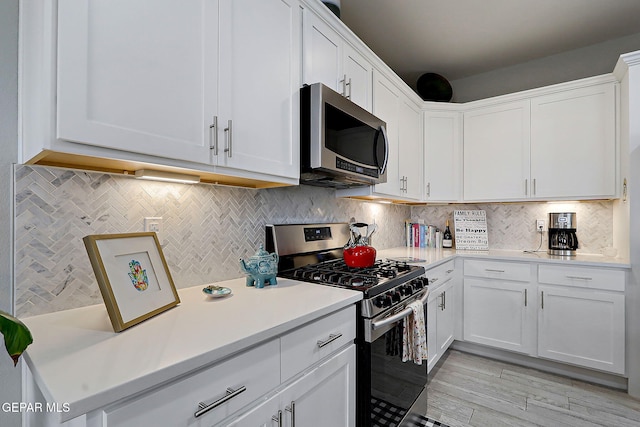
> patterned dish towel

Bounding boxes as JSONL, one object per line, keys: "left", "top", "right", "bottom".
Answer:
{"left": 402, "top": 300, "right": 428, "bottom": 364}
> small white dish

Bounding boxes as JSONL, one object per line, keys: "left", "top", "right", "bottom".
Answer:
{"left": 202, "top": 285, "right": 232, "bottom": 298}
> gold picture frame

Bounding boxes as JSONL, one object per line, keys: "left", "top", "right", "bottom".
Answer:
{"left": 83, "top": 232, "right": 180, "bottom": 332}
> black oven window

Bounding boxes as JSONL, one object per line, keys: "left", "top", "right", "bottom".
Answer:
{"left": 325, "top": 104, "right": 382, "bottom": 168}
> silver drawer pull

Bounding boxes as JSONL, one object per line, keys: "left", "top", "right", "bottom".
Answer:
{"left": 566, "top": 275, "right": 593, "bottom": 281}
{"left": 446, "top": 269, "right": 454, "bottom": 274}
{"left": 285, "top": 401, "right": 296, "bottom": 427}
{"left": 430, "top": 277, "right": 439, "bottom": 283}
{"left": 194, "top": 386, "right": 246, "bottom": 418}
{"left": 485, "top": 269, "right": 505, "bottom": 273}
{"left": 272, "top": 410, "right": 283, "bottom": 426}
{"left": 317, "top": 333, "right": 343, "bottom": 348}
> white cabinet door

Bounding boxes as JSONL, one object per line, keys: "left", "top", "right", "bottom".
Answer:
{"left": 302, "top": 11, "right": 342, "bottom": 92}
{"left": 342, "top": 44, "right": 373, "bottom": 111}
{"left": 463, "top": 277, "right": 535, "bottom": 355}
{"left": 538, "top": 285, "right": 625, "bottom": 374}
{"left": 371, "top": 72, "right": 401, "bottom": 196}
{"left": 398, "top": 98, "right": 423, "bottom": 200}
{"left": 57, "top": 0, "right": 216, "bottom": 164}
{"left": 227, "top": 345, "right": 356, "bottom": 427}
{"left": 463, "top": 100, "right": 531, "bottom": 201}
{"left": 427, "top": 279, "right": 456, "bottom": 373}
{"left": 530, "top": 83, "right": 616, "bottom": 199}
{"left": 281, "top": 345, "right": 356, "bottom": 427}
{"left": 217, "top": 0, "right": 299, "bottom": 179}
{"left": 424, "top": 109, "right": 461, "bottom": 202}
{"left": 302, "top": 10, "right": 372, "bottom": 112}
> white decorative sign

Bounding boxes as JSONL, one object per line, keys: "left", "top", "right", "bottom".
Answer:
{"left": 453, "top": 210, "right": 489, "bottom": 250}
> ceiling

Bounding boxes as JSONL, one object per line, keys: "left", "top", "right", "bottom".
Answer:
{"left": 339, "top": 0, "right": 640, "bottom": 89}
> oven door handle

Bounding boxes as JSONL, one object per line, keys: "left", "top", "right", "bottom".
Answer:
{"left": 371, "top": 289, "right": 429, "bottom": 331}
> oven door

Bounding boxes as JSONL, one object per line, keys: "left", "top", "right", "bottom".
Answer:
{"left": 359, "top": 290, "right": 429, "bottom": 427}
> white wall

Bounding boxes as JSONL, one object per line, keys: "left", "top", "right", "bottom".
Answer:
{"left": 451, "top": 32, "right": 640, "bottom": 102}
{"left": 0, "top": 0, "right": 22, "bottom": 426}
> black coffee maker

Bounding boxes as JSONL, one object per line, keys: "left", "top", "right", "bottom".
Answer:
{"left": 548, "top": 212, "right": 578, "bottom": 256}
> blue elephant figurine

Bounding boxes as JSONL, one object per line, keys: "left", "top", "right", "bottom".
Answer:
{"left": 239, "top": 244, "right": 279, "bottom": 288}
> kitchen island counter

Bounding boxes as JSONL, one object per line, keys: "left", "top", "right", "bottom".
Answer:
{"left": 378, "top": 247, "right": 630, "bottom": 269}
{"left": 22, "top": 278, "right": 362, "bottom": 423}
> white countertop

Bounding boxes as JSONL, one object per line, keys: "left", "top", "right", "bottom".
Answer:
{"left": 22, "top": 278, "right": 362, "bottom": 422}
{"left": 377, "top": 247, "right": 631, "bottom": 269}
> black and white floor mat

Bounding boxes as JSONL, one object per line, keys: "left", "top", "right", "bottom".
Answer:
{"left": 371, "top": 396, "right": 449, "bottom": 427}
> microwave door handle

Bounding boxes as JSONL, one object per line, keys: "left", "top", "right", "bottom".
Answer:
{"left": 377, "top": 125, "right": 389, "bottom": 174}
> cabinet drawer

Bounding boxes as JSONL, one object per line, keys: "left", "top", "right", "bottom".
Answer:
{"left": 281, "top": 305, "right": 356, "bottom": 381}
{"left": 538, "top": 264, "right": 625, "bottom": 291}
{"left": 103, "top": 339, "right": 280, "bottom": 427}
{"left": 464, "top": 259, "right": 531, "bottom": 282}
{"left": 425, "top": 260, "right": 455, "bottom": 290}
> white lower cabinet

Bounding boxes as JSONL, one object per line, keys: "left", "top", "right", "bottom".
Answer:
{"left": 427, "top": 278, "right": 456, "bottom": 373}
{"left": 537, "top": 265, "right": 625, "bottom": 374}
{"left": 103, "top": 340, "right": 281, "bottom": 427}
{"left": 38, "top": 306, "right": 357, "bottom": 427}
{"left": 461, "top": 260, "right": 627, "bottom": 376}
{"left": 463, "top": 277, "right": 535, "bottom": 355}
{"left": 228, "top": 345, "right": 355, "bottom": 426}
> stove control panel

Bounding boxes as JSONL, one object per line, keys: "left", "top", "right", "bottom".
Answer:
{"left": 363, "top": 275, "right": 429, "bottom": 318}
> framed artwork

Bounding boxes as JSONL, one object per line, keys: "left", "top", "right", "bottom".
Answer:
{"left": 83, "top": 232, "right": 180, "bottom": 332}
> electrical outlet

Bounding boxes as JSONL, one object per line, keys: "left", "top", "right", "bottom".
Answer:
{"left": 536, "top": 219, "right": 545, "bottom": 232}
{"left": 144, "top": 217, "right": 163, "bottom": 234}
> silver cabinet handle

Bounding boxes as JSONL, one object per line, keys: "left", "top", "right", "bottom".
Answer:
{"left": 533, "top": 178, "right": 537, "bottom": 196}
{"left": 566, "top": 275, "right": 593, "bottom": 281}
{"left": 195, "top": 386, "right": 246, "bottom": 418}
{"left": 541, "top": 291, "right": 544, "bottom": 309}
{"left": 347, "top": 77, "right": 352, "bottom": 99}
{"left": 224, "top": 119, "right": 233, "bottom": 157}
{"left": 485, "top": 269, "right": 505, "bottom": 273}
{"left": 525, "top": 179, "right": 528, "bottom": 196}
{"left": 438, "top": 292, "right": 444, "bottom": 311}
{"left": 340, "top": 74, "right": 347, "bottom": 96}
{"left": 209, "top": 116, "right": 218, "bottom": 155}
{"left": 272, "top": 409, "right": 282, "bottom": 427}
{"left": 317, "top": 333, "right": 343, "bottom": 348}
{"left": 443, "top": 291, "right": 446, "bottom": 310}
{"left": 446, "top": 269, "right": 454, "bottom": 274}
{"left": 524, "top": 289, "right": 527, "bottom": 307}
{"left": 426, "top": 182, "right": 431, "bottom": 197}
{"left": 285, "top": 401, "right": 296, "bottom": 427}
{"left": 430, "top": 277, "right": 439, "bottom": 283}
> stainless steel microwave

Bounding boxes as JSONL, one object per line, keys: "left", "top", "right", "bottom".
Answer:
{"left": 300, "top": 83, "right": 388, "bottom": 188}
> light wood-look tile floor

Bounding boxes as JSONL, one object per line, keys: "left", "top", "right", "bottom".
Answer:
{"left": 411, "top": 350, "right": 640, "bottom": 427}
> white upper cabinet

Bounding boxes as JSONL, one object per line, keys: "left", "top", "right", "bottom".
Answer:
{"left": 216, "top": 0, "right": 300, "bottom": 179}
{"left": 462, "top": 79, "right": 618, "bottom": 202}
{"left": 22, "top": 0, "right": 300, "bottom": 184}
{"left": 424, "top": 108, "right": 462, "bottom": 202}
{"left": 368, "top": 71, "right": 422, "bottom": 200}
{"left": 302, "top": 10, "right": 372, "bottom": 111}
{"left": 56, "top": 0, "right": 215, "bottom": 164}
{"left": 398, "top": 97, "right": 424, "bottom": 200}
{"left": 370, "top": 72, "right": 401, "bottom": 196}
{"left": 530, "top": 83, "right": 616, "bottom": 199}
{"left": 463, "top": 100, "right": 532, "bottom": 201}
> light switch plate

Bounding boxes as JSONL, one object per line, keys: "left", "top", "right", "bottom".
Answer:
{"left": 144, "top": 217, "right": 164, "bottom": 245}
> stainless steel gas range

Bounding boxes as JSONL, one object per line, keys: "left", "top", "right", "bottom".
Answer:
{"left": 266, "top": 223, "right": 429, "bottom": 427}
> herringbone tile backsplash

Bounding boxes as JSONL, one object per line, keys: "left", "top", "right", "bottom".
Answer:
{"left": 14, "top": 165, "right": 614, "bottom": 317}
